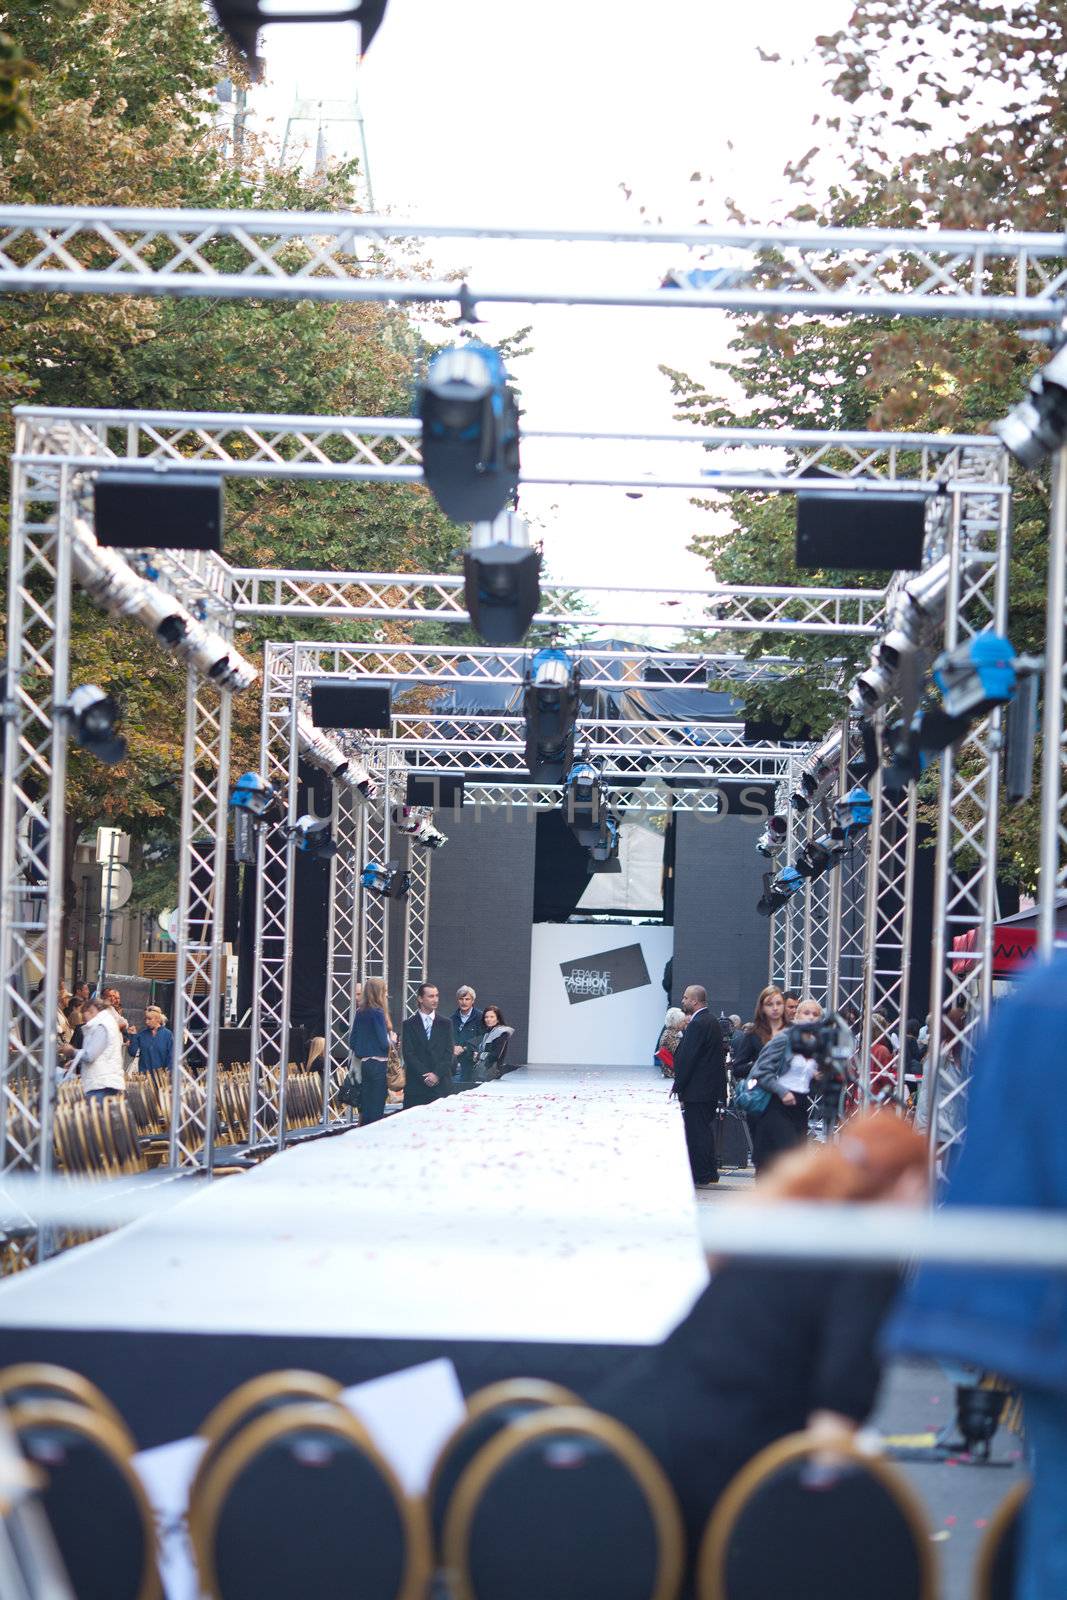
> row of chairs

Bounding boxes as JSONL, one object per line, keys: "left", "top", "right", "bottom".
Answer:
{"left": 0, "top": 1363, "right": 1028, "bottom": 1600}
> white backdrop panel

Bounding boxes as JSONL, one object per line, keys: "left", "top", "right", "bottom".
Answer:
{"left": 527, "top": 923, "right": 674, "bottom": 1066}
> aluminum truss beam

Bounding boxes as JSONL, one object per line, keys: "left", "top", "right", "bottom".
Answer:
{"left": 1, "top": 209, "right": 1065, "bottom": 321}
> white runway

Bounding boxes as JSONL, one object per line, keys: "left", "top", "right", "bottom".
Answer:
{"left": 0, "top": 1068, "right": 708, "bottom": 1347}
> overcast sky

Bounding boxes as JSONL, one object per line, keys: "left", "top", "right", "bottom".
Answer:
{"left": 252, "top": 1, "right": 854, "bottom": 634}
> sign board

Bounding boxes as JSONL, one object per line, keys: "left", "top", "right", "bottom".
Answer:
{"left": 96, "top": 827, "right": 130, "bottom": 866}
{"left": 102, "top": 865, "right": 133, "bottom": 911}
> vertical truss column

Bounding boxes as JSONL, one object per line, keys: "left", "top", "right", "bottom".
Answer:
{"left": 825, "top": 725, "right": 850, "bottom": 1014}
{"left": 769, "top": 767, "right": 792, "bottom": 988}
{"left": 927, "top": 455, "right": 1011, "bottom": 1171}
{"left": 249, "top": 644, "right": 295, "bottom": 1151}
{"left": 168, "top": 668, "right": 233, "bottom": 1171}
{"left": 1038, "top": 449, "right": 1067, "bottom": 957}
{"left": 858, "top": 768, "right": 918, "bottom": 1107}
{"left": 0, "top": 456, "right": 73, "bottom": 1264}
{"left": 806, "top": 870, "right": 832, "bottom": 1007}
{"left": 402, "top": 846, "right": 431, "bottom": 1014}
{"left": 360, "top": 758, "right": 391, "bottom": 987}
{"left": 325, "top": 786, "right": 365, "bottom": 1122}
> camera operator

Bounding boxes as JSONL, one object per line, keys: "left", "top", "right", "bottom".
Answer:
{"left": 747, "top": 997, "right": 824, "bottom": 1175}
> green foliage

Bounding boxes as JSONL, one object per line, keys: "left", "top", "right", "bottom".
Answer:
{"left": 669, "top": 0, "right": 1062, "bottom": 882}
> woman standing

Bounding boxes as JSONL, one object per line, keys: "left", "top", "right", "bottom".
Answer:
{"left": 655, "top": 1005, "right": 687, "bottom": 1077}
{"left": 749, "top": 996, "right": 822, "bottom": 1174}
{"left": 473, "top": 1005, "right": 514, "bottom": 1081}
{"left": 127, "top": 1005, "right": 174, "bottom": 1080}
{"left": 349, "top": 976, "right": 394, "bottom": 1125}
{"left": 729, "top": 985, "right": 785, "bottom": 1082}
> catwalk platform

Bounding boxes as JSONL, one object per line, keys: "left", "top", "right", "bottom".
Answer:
{"left": 0, "top": 1068, "right": 709, "bottom": 1444}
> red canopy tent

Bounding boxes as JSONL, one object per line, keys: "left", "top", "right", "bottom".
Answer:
{"left": 951, "top": 896, "right": 1067, "bottom": 979}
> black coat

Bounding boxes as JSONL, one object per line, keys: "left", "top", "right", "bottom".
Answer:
{"left": 672, "top": 1008, "right": 725, "bottom": 1104}
{"left": 401, "top": 1013, "right": 456, "bottom": 1108}
{"left": 729, "top": 1027, "right": 763, "bottom": 1080}
{"left": 591, "top": 1261, "right": 900, "bottom": 1566}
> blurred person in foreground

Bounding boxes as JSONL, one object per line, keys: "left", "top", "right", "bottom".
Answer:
{"left": 884, "top": 956, "right": 1067, "bottom": 1600}
{"left": 593, "top": 1112, "right": 926, "bottom": 1570}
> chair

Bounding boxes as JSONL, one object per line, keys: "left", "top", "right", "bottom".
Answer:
{"left": 696, "top": 1431, "right": 936, "bottom": 1600}
{"left": 0, "top": 1362, "right": 134, "bottom": 1448}
{"left": 974, "top": 1479, "right": 1029, "bottom": 1600}
{"left": 443, "top": 1404, "right": 685, "bottom": 1600}
{"left": 427, "top": 1378, "right": 581, "bottom": 1555}
{"left": 190, "top": 1402, "right": 430, "bottom": 1600}
{"left": 9, "top": 1399, "right": 160, "bottom": 1600}
{"left": 191, "top": 1369, "right": 343, "bottom": 1508}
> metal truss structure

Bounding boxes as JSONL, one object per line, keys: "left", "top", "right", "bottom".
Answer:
{"left": 0, "top": 206, "right": 1055, "bottom": 1250}
{"left": 1, "top": 208, "right": 1065, "bottom": 323}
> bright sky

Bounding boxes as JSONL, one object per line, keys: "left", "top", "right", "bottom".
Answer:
{"left": 251, "top": 0, "right": 854, "bottom": 634}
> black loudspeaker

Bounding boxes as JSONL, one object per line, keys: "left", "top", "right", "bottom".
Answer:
{"left": 1005, "top": 672, "right": 1039, "bottom": 804}
{"left": 716, "top": 1107, "right": 751, "bottom": 1169}
{"left": 795, "top": 491, "right": 928, "bottom": 572}
{"left": 310, "top": 680, "right": 392, "bottom": 730}
{"left": 405, "top": 775, "right": 465, "bottom": 808}
{"left": 94, "top": 471, "right": 224, "bottom": 551}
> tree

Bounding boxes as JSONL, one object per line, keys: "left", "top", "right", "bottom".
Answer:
{"left": 666, "top": 0, "right": 1063, "bottom": 883}
{"left": 0, "top": 0, "right": 485, "bottom": 956}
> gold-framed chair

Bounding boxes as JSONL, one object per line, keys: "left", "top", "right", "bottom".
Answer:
{"left": 443, "top": 1403, "right": 685, "bottom": 1600}
{"left": 0, "top": 1362, "right": 134, "bottom": 1448}
{"left": 696, "top": 1430, "right": 936, "bottom": 1600}
{"left": 190, "top": 1401, "right": 431, "bottom": 1600}
{"left": 9, "top": 1398, "right": 161, "bottom": 1600}
{"left": 427, "top": 1377, "right": 581, "bottom": 1557}
{"left": 974, "top": 1478, "right": 1029, "bottom": 1600}
{"left": 190, "top": 1368, "right": 343, "bottom": 1509}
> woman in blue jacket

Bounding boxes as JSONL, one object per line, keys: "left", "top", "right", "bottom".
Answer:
{"left": 883, "top": 954, "right": 1067, "bottom": 1600}
{"left": 348, "top": 976, "right": 395, "bottom": 1125}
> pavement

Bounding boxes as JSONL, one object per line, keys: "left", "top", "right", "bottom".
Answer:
{"left": 696, "top": 1159, "right": 1025, "bottom": 1599}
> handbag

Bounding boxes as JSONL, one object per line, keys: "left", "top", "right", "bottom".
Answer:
{"left": 733, "top": 1076, "right": 770, "bottom": 1115}
{"left": 655, "top": 1046, "right": 674, "bottom": 1073}
{"left": 336, "top": 1058, "right": 362, "bottom": 1108}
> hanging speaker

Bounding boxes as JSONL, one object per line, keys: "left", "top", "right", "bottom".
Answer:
{"left": 795, "top": 492, "right": 927, "bottom": 572}
{"left": 310, "top": 681, "right": 392, "bottom": 730}
{"left": 94, "top": 472, "right": 224, "bottom": 551}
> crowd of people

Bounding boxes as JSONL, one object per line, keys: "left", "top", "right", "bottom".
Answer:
{"left": 347, "top": 980, "right": 515, "bottom": 1126}
{"left": 51, "top": 979, "right": 174, "bottom": 1105}
{"left": 655, "top": 981, "right": 941, "bottom": 1184}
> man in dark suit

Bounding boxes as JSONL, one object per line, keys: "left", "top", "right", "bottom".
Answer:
{"left": 401, "top": 983, "right": 456, "bottom": 1109}
{"left": 672, "top": 983, "right": 726, "bottom": 1187}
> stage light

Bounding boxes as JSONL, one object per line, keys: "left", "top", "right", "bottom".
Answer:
{"left": 563, "top": 757, "right": 609, "bottom": 847}
{"left": 878, "top": 629, "right": 919, "bottom": 674}
{"left": 994, "top": 343, "right": 1067, "bottom": 468}
{"left": 289, "top": 813, "right": 337, "bottom": 862}
{"left": 524, "top": 645, "right": 580, "bottom": 781}
{"left": 230, "top": 771, "right": 279, "bottom": 865}
{"left": 933, "top": 632, "right": 1017, "bottom": 722}
{"left": 757, "top": 864, "right": 804, "bottom": 915}
{"left": 392, "top": 806, "right": 423, "bottom": 835}
{"left": 419, "top": 341, "right": 520, "bottom": 525}
{"left": 361, "top": 859, "right": 409, "bottom": 899}
{"left": 756, "top": 814, "right": 788, "bottom": 857}
{"left": 71, "top": 518, "right": 257, "bottom": 693}
{"left": 296, "top": 714, "right": 374, "bottom": 798}
{"left": 464, "top": 511, "right": 540, "bottom": 645}
{"left": 411, "top": 818, "right": 448, "bottom": 851}
{"left": 587, "top": 813, "right": 621, "bottom": 874}
{"left": 882, "top": 714, "right": 932, "bottom": 798}
{"left": 894, "top": 555, "right": 952, "bottom": 638}
{"left": 834, "top": 786, "right": 873, "bottom": 836}
{"left": 851, "top": 655, "right": 896, "bottom": 711}
{"left": 209, "top": 1, "right": 389, "bottom": 79}
{"left": 795, "top": 838, "right": 833, "bottom": 880}
{"left": 66, "top": 685, "right": 127, "bottom": 765}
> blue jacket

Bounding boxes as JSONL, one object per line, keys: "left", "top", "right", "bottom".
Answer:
{"left": 882, "top": 953, "right": 1067, "bottom": 1394}
{"left": 127, "top": 1025, "right": 173, "bottom": 1075}
{"left": 350, "top": 1006, "right": 389, "bottom": 1059}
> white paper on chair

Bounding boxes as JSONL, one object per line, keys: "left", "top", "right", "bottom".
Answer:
{"left": 340, "top": 1358, "right": 465, "bottom": 1497}
{"left": 132, "top": 1435, "right": 207, "bottom": 1600}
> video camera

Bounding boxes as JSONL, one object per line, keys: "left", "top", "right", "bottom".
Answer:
{"left": 786, "top": 1011, "right": 856, "bottom": 1128}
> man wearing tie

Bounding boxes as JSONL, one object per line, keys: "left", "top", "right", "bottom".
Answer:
{"left": 401, "top": 983, "right": 456, "bottom": 1109}
{"left": 671, "top": 983, "right": 726, "bottom": 1187}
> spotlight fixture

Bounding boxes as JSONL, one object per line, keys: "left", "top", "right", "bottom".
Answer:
{"left": 587, "top": 813, "right": 622, "bottom": 874}
{"left": 361, "top": 860, "right": 408, "bottom": 900}
{"left": 229, "top": 771, "right": 279, "bottom": 865}
{"left": 523, "top": 644, "right": 580, "bottom": 781}
{"left": 71, "top": 518, "right": 257, "bottom": 693}
{"left": 66, "top": 684, "right": 127, "bottom": 765}
{"left": 851, "top": 654, "right": 896, "bottom": 712}
{"left": 877, "top": 629, "right": 919, "bottom": 674}
{"left": 464, "top": 511, "right": 540, "bottom": 645}
{"left": 834, "top": 786, "right": 873, "bottom": 837}
{"left": 563, "top": 757, "right": 608, "bottom": 847}
{"left": 757, "top": 864, "right": 804, "bottom": 916}
{"left": 411, "top": 818, "right": 448, "bottom": 851}
{"left": 994, "top": 343, "right": 1067, "bottom": 468}
{"left": 297, "top": 713, "right": 374, "bottom": 798}
{"left": 209, "top": 1, "right": 389, "bottom": 80}
{"left": 932, "top": 632, "right": 1017, "bottom": 723}
{"left": 756, "top": 814, "right": 788, "bottom": 858}
{"left": 795, "top": 838, "right": 833, "bottom": 880}
{"left": 289, "top": 814, "right": 337, "bottom": 862}
{"left": 882, "top": 714, "right": 931, "bottom": 798}
{"left": 419, "top": 341, "right": 520, "bottom": 525}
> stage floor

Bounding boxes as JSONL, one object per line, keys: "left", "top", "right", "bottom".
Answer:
{"left": 0, "top": 1066, "right": 707, "bottom": 1355}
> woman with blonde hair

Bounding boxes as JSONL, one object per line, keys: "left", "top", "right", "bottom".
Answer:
{"left": 348, "top": 976, "right": 395, "bottom": 1126}
{"left": 592, "top": 1112, "right": 927, "bottom": 1570}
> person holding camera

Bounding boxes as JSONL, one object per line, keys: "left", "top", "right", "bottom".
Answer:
{"left": 746, "top": 996, "right": 823, "bottom": 1175}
